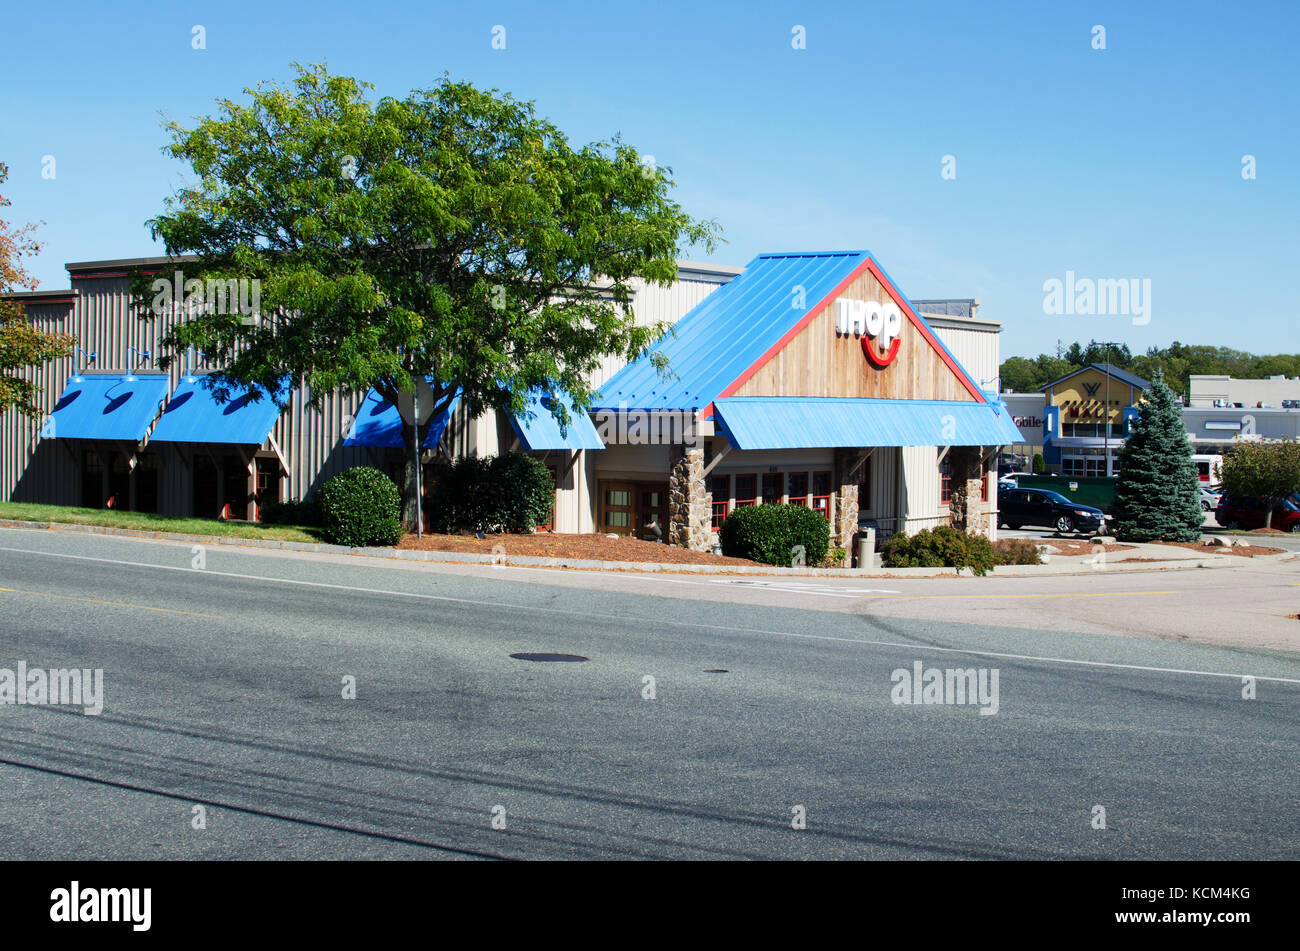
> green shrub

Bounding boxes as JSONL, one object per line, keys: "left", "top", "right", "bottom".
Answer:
{"left": 718, "top": 503, "right": 830, "bottom": 567}
{"left": 820, "top": 547, "right": 848, "bottom": 568}
{"left": 1032, "top": 453, "right": 1046, "bottom": 474}
{"left": 318, "top": 466, "right": 404, "bottom": 547}
{"left": 260, "top": 498, "right": 320, "bottom": 526}
{"left": 426, "top": 451, "right": 554, "bottom": 534}
{"left": 991, "top": 537, "right": 1045, "bottom": 566}
{"left": 882, "top": 526, "right": 997, "bottom": 575}
{"left": 881, "top": 527, "right": 1045, "bottom": 574}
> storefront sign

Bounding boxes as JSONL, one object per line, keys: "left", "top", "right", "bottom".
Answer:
{"left": 835, "top": 298, "right": 902, "bottom": 367}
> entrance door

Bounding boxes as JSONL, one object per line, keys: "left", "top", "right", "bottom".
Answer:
{"left": 601, "top": 482, "right": 635, "bottom": 535}
{"left": 81, "top": 449, "right": 105, "bottom": 508}
{"left": 637, "top": 483, "right": 668, "bottom": 540}
{"left": 254, "top": 457, "right": 281, "bottom": 521}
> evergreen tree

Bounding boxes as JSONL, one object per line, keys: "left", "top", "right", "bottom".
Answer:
{"left": 1110, "top": 371, "right": 1203, "bottom": 541}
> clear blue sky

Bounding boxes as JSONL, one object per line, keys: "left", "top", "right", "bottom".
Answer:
{"left": 2, "top": 0, "right": 1295, "bottom": 360}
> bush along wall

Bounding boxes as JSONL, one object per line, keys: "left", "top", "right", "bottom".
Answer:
{"left": 426, "top": 451, "right": 554, "bottom": 534}
{"left": 317, "top": 466, "right": 404, "bottom": 547}
{"left": 718, "top": 503, "right": 830, "bottom": 567}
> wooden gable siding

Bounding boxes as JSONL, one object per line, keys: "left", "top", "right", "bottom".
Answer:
{"left": 731, "top": 267, "right": 977, "bottom": 402}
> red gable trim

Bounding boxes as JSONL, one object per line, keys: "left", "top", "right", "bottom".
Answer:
{"left": 703, "top": 255, "right": 985, "bottom": 417}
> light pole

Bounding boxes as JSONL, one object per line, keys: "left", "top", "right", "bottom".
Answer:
{"left": 1099, "top": 342, "right": 1123, "bottom": 478}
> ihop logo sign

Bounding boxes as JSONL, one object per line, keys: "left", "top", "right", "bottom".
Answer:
{"left": 834, "top": 298, "right": 902, "bottom": 367}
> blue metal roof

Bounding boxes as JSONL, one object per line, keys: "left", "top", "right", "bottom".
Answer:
{"left": 149, "top": 376, "right": 286, "bottom": 445}
{"left": 593, "top": 250, "right": 986, "bottom": 412}
{"left": 343, "top": 389, "right": 458, "bottom": 449}
{"left": 510, "top": 392, "right": 605, "bottom": 451}
{"left": 594, "top": 251, "right": 871, "bottom": 411}
{"left": 1042, "top": 363, "right": 1152, "bottom": 393}
{"left": 40, "top": 373, "right": 170, "bottom": 441}
{"left": 713, "top": 397, "right": 1025, "bottom": 450}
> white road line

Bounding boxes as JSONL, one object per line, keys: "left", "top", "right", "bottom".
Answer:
{"left": 2, "top": 542, "right": 1299, "bottom": 686}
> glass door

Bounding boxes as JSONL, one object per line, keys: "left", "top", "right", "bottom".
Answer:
{"left": 601, "top": 482, "right": 635, "bottom": 535}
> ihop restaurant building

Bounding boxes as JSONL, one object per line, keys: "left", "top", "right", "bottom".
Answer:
{"left": 2, "top": 250, "right": 1022, "bottom": 553}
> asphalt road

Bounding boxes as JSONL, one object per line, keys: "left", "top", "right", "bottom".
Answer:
{"left": 1, "top": 526, "right": 1298, "bottom": 859}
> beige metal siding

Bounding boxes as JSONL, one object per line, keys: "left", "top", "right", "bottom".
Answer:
{"left": 929, "top": 322, "right": 1000, "bottom": 393}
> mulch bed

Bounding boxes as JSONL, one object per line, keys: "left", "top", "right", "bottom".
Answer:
{"left": 1038, "top": 539, "right": 1133, "bottom": 555}
{"left": 397, "top": 532, "right": 764, "bottom": 566}
{"left": 1152, "top": 541, "right": 1284, "bottom": 558}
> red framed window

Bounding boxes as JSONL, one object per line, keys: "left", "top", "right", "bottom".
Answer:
{"left": 939, "top": 458, "right": 989, "bottom": 503}
{"left": 811, "top": 471, "right": 832, "bottom": 519}
{"left": 710, "top": 474, "right": 730, "bottom": 529}
{"left": 734, "top": 474, "right": 758, "bottom": 508}
{"left": 787, "top": 472, "right": 809, "bottom": 507}
{"left": 761, "top": 472, "right": 781, "bottom": 505}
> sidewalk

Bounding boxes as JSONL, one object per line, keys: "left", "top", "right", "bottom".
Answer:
{"left": 2, "top": 517, "right": 1292, "bottom": 578}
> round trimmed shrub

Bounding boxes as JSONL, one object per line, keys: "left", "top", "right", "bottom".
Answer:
{"left": 718, "top": 503, "right": 830, "bottom": 567}
{"left": 318, "top": 466, "right": 404, "bottom": 547}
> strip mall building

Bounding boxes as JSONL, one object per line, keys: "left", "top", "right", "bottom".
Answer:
{"left": 2, "top": 250, "right": 1022, "bottom": 553}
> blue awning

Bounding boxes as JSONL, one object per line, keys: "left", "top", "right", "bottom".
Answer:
{"left": 149, "top": 375, "right": 286, "bottom": 445}
{"left": 510, "top": 392, "right": 605, "bottom": 451}
{"left": 344, "top": 389, "right": 458, "bottom": 449}
{"left": 712, "top": 397, "right": 1025, "bottom": 449}
{"left": 40, "top": 373, "right": 170, "bottom": 441}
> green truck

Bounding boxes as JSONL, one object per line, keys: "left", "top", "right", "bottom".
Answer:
{"left": 1011, "top": 474, "right": 1118, "bottom": 513}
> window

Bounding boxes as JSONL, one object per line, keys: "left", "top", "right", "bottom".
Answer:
{"left": 940, "top": 457, "right": 989, "bottom": 502}
{"left": 761, "top": 472, "right": 781, "bottom": 505}
{"left": 811, "top": 471, "right": 831, "bottom": 519}
{"left": 858, "top": 456, "right": 872, "bottom": 514}
{"left": 710, "top": 475, "right": 730, "bottom": 529}
{"left": 787, "top": 472, "right": 808, "bottom": 507}
{"left": 734, "top": 474, "right": 758, "bottom": 508}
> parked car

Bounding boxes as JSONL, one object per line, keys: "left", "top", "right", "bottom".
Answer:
{"left": 1216, "top": 494, "right": 1300, "bottom": 532}
{"left": 998, "top": 488, "right": 1108, "bottom": 535}
{"left": 1199, "top": 486, "right": 1222, "bottom": 511}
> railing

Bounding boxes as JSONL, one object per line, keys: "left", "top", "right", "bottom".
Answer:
{"left": 860, "top": 513, "right": 952, "bottom": 545}
{"left": 711, "top": 500, "right": 729, "bottom": 530}
{"left": 811, "top": 495, "right": 831, "bottom": 519}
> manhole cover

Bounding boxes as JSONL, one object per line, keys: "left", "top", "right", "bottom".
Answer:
{"left": 703, "top": 668, "right": 729, "bottom": 674}
{"left": 510, "top": 652, "right": 589, "bottom": 663}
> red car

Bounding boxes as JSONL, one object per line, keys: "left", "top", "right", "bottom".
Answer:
{"left": 1216, "top": 495, "right": 1300, "bottom": 532}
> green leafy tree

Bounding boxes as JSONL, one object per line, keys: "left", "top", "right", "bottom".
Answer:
{"left": 139, "top": 64, "right": 719, "bottom": 528}
{"left": 1220, "top": 439, "right": 1300, "bottom": 530}
{"left": 1109, "top": 371, "right": 1203, "bottom": 541}
{"left": 0, "top": 162, "right": 74, "bottom": 416}
{"left": 998, "top": 356, "right": 1040, "bottom": 393}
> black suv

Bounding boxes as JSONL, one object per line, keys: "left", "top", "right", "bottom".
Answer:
{"left": 998, "top": 488, "right": 1107, "bottom": 535}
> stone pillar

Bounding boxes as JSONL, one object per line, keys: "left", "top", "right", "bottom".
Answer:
{"left": 947, "top": 446, "right": 987, "bottom": 536}
{"left": 668, "top": 445, "right": 711, "bottom": 550}
{"left": 833, "top": 449, "right": 861, "bottom": 563}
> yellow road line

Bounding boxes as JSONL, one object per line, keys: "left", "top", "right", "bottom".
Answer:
{"left": 0, "top": 586, "right": 223, "bottom": 619}
{"left": 887, "top": 590, "right": 1178, "bottom": 601}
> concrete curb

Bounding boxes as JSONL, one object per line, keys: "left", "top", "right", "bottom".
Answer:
{"left": 3, "top": 517, "right": 1291, "bottom": 578}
